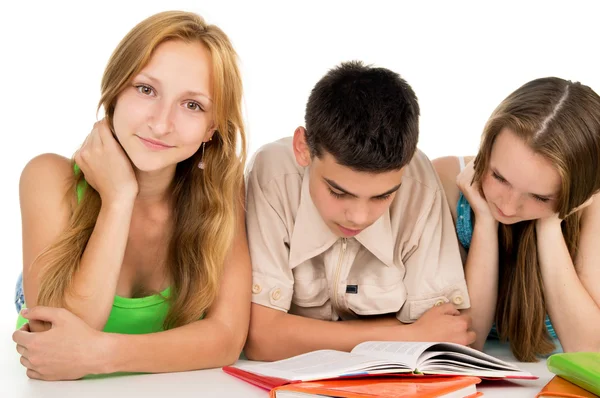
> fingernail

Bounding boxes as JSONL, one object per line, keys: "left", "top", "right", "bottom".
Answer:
{"left": 20, "top": 309, "right": 28, "bottom": 315}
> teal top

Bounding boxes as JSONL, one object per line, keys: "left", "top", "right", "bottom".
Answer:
{"left": 456, "top": 192, "right": 558, "bottom": 340}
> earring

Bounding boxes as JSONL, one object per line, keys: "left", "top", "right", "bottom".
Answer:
{"left": 198, "top": 142, "right": 206, "bottom": 169}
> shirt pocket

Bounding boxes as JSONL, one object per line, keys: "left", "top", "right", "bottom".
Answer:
{"left": 292, "top": 277, "right": 329, "bottom": 307}
{"left": 291, "top": 262, "right": 329, "bottom": 308}
{"left": 345, "top": 270, "right": 407, "bottom": 316}
{"left": 291, "top": 277, "right": 332, "bottom": 320}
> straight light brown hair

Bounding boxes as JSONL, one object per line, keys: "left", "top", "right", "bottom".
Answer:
{"left": 473, "top": 77, "right": 600, "bottom": 361}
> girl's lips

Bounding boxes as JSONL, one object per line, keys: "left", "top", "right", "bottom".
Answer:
{"left": 137, "top": 136, "right": 174, "bottom": 150}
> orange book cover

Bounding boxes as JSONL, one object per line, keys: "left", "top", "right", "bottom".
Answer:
{"left": 536, "top": 376, "right": 599, "bottom": 398}
{"left": 269, "top": 376, "right": 483, "bottom": 398}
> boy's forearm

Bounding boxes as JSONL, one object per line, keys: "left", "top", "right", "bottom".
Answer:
{"left": 246, "top": 311, "right": 414, "bottom": 361}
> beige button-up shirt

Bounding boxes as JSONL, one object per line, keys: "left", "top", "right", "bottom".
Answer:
{"left": 246, "top": 137, "right": 469, "bottom": 323}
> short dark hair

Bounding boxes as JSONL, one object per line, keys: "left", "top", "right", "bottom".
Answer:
{"left": 304, "top": 61, "right": 420, "bottom": 172}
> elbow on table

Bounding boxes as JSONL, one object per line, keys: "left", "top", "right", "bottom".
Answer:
{"left": 244, "top": 303, "right": 289, "bottom": 361}
{"left": 243, "top": 332, "right": 266, "bottom": 361}
{"left": 244, "top": 322, "right": 278, "bottom": 361}
{"left": 219, "top": 327, "right": 249, "bottom": 367}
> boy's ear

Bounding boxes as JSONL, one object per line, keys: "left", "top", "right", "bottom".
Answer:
{"left": 293, "top": 127, "right": 311, "bottom": 167}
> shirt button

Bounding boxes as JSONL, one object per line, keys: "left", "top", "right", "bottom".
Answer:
{"left": 252, "top": 284, "right": 262, "bottom": 294}
{"left": 434, "top": 299, "right": 445, "bottom": 306}
{"left": 453, "top": 295, "right": 464, "bottom": 305}
{"left": 271, "top": 288, "right": 282, "bottom": 301}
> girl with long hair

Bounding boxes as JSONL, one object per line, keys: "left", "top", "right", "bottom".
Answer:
{"left": 12, "top": 10, "right": 251, "bottom": 379}
{"left": 434, "top": 77, "right": 600, "bottom": 361}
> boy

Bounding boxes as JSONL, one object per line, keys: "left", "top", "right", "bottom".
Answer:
{"left": 245, "top": 61, "right": 474, "bottom": 361}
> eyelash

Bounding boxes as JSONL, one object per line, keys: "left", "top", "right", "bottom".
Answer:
{"left": 375, "top": 194, "right": 392, "bottom": 201}
{"left": 492, "top": 172, "right": 550, "bottom": 203}
{"left": 328, "top": 189, "right": 345, "bottom": 199}
{"left": 532, "top": 195, "right": 550, "bottom": 203}
{"left": 134, "top": 84, "right": 204, "bottom": 112}
{"left": 492, "top": 171, "right": 507, "bottom": 184}
{"left": 135, "top": 84, "right": 155, "bottom": 96}
{"left": 327, "top": 188, "right": 391, "bottom": 201}
{"left": 185, "top": 101, "right": 204, "bottom": 112}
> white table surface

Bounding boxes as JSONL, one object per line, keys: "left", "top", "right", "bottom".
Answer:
{"left": 0, "top": 337, "right": 553, "bottom": 397}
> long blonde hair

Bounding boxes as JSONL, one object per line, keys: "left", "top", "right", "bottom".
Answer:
{"left": 473, "top": 77, "right": 600, "bottom": 361}
{"left": 36, "top": 11, "right": 246, "bottom": 328}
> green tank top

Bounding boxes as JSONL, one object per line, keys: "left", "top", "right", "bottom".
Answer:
{"left": 16, "top": 165, "right": 173, "bottom": 334}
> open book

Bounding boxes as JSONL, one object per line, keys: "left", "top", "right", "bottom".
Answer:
{"left": 224, "top": 341, "right": 537, "bottom": 390}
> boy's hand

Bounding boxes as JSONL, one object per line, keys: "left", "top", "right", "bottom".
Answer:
{"left": 408, "top": 303, "right": 476, "bottom": 346}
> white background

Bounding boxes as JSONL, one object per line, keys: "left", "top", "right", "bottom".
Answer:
{"left": 0, "top": 0, "right": 598, "bottom": 346}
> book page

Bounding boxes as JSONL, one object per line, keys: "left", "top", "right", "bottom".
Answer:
{"left": 351, "top": 341, "right": 532, "bottom": 378}
{"left": 419, "top": 357, "right": 526, "bottom": 376}
{"left": 420, "top": 343, "right": 521, "bottom": 371}
{"left": 419, "top": 350, "right": 516, "bottom": 371}
{"left": 236, "top": 350, "right": 397, "bottom": 381}
{"left": 351, "top": 341, "right": 437, "bottom": 369}
{"left": 414, "top": 343, "right": 532, "bottom": 377}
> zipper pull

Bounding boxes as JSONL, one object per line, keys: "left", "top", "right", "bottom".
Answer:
{"left": 342, "top": 238, "right": 347, "bottom": 252}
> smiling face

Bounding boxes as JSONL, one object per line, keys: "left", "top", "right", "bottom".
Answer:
{"left": 480, "top": 128, "right": 561, "bottom": 224}
{"left": 112, "top": 39, "right": 215, "bottom": 172}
